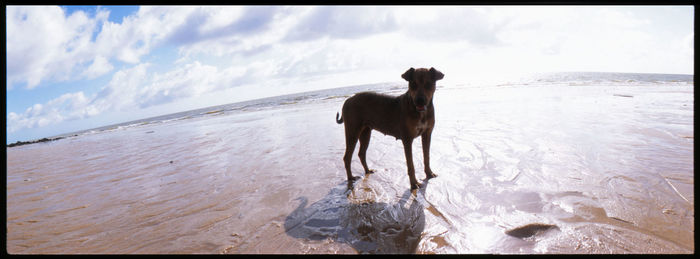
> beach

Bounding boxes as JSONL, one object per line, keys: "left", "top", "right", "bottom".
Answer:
{"left": 6, "top": 76, "right": 694, "bottom": 254}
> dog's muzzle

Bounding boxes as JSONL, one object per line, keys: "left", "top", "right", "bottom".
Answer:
{"left": 415, "top": 96, "right": 427, "bottom": 112}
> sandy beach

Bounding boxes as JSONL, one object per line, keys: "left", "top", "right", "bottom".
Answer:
{"left": 6, "top": 80, "right": 694, "bottom": 254}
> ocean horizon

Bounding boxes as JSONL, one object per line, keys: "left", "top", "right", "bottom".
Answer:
{"left": 7, "top": 71, "right": 693, "bottom": 146}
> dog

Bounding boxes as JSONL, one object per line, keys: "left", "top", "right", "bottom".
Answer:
{"left": 336, "top": 67, "right": 444, "bottom": 190}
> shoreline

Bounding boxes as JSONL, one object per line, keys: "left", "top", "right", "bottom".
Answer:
{"left": 6, "top": 81, "right": 402, "bottom": 148}
{"left": 7, "top": 72, "right": 692, "bottom": 147}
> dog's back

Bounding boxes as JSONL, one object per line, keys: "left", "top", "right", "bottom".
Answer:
{"left": 339, "top": 92, "right": 402, "bottom": 138}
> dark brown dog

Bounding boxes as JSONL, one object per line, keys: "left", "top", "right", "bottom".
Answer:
{"left": 336, "top": 67, "right": 444, "bottom": 190}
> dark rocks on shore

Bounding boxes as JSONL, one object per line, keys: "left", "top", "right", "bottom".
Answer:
{"left": 7, "top": 137, "right": 64, "bottom": 148}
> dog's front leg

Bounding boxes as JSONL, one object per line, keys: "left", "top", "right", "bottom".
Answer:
{"left": 422, "top": 129, "right": 437, "bottom": 179}
{"left": 402, "top": 138, "right": 421, "bottom": 190}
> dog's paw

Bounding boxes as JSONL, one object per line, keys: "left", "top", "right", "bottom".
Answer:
{"left": 426, "top": 171, "right": 438, "bottom": 179}
{"left": 365, "top": 169, "right": 376, "bottom": 174}
{"left": 346, "top": 176, "right": 361, "bottom": 189}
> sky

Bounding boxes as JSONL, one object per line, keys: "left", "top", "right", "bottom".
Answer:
{"left": 5, "top": 5, "right": 695, "bottom": 144}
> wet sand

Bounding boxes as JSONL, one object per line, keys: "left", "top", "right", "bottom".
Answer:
{"left": 6, "top": 83, "right": 694, "bottom": 254}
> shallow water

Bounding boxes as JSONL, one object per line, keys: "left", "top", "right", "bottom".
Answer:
{"left": 6, "top": 83, "right": 694, "bottom": 254}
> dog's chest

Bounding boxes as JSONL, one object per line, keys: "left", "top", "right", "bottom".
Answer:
{"left": 414, "top": 116, "right": 429, "bottom": 136}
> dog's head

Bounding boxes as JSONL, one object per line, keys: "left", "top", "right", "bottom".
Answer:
{"left": 401, "top": 67, "right": 444, "bottom": 112}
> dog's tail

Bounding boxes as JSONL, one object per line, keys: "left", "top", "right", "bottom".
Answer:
{"left": 335, "top": 112, "right": 343, "bottom": 124}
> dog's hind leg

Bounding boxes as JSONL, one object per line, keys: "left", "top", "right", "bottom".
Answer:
{"left": 358, "top": 127, "right": 375, "bottom": 175}
{"left": 343, "top": 125, "right": 361, "bottom": 183}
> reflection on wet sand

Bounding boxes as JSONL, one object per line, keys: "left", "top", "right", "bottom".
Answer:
{"left": 285, "top": 178, "right": 431, "bottom": 254}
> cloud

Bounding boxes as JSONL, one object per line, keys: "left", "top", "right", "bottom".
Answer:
{"left": 4, "top": 6, "right": 403, "bottom": 91}
{"left": 136, "top": 61, "right": 241, "bottom": 108}
{"left": 172, "top": 6, "right": 307, "bottom": 60}
{"left": 394, "top": 7, "right": 504, "bottom": 46}
{"left": 7, "top": 5, "right": 693, "bottom": 92}
{"left": 7, "top": 92, "right": 92, "bottom": 132}
{"left": 93, "top": 6, "right": 195, "bottom": 64}
{"left": 81, "top": 55, "right": 114, "bottom": 79}
{"left": 166, "top": 7, "right": 242, "bottom": 45}
{"left": 90, "top": 63, "right": 152, "bottom": 112}
{"left": 6, "top": 6, "right": 109, "bottom": 89}
{"left": 167, "top": 6, "right": 279, "bottom": 45}
{"left": 6, "top": 6, "right": 199, "bottom": 89}
{"left": 7, "top": 61, "right": 251, "bottom": 133}
{"left": 7, "top": 6, "right": 293, "bottom": 90}
{"left": 284, "top": 6, "right": 398, "bottom": 41}
{"left": 682, "top": 32, "right": 694, "bottom": 57}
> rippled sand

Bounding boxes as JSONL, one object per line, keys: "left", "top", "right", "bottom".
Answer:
{"left": 6, "top": 83, "right": 694, "bottom": 254}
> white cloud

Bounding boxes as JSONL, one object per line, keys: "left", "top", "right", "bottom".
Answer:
{"left": 91, "top": 63, "right": 152, "bottom": 112}
{"left": 93, "top": 6, "right": 195, "bottom": 64}
{"left": 140, "top": 62, "right": 222, "bottom": 107}
{"left": 7, "top": 5, "right": 693, "bottom": 91}
{"left": 114, "top": 61, "right": 249, "bottom": 109}
{"left": 196, "top": 7, "right": 246, "bottom": 35}
{"left": 166, "top": 6, "right": 278, "bottom": 46}
{"left": 7, "top": 92, "right": 92, "bottom": 132}
{"left": 394, "top": 7, "right": 503, "bottom": 46}
{"left": 284, "top": 6, "right": 398, "bottom": 41}
{"left": 6, "top": 6, "right": 291, "bottom": 90}
{"left": 6, "top": 6, "right": 109, "bottom": 89}
{"left": 173, "top": 6, "right": 307, "bottom": 61}
{"left": 7, "top": 61, "right": 251, "bottom": 133}
{"left": 682, "top": 32, "right": 694, "bottom": 60}
{"left": 81, "top": 55, "right": 114, "bottom": 79}
{"left": 6, "top": 6, "right": 200, "bottom": 89}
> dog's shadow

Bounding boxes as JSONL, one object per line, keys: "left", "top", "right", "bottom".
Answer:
{"left": 284, "top": 177, "right": 429, "bottom": 254}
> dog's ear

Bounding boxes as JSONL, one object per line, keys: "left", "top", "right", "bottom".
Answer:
{"left": 401, "top": 67, "right": 415, "bottom": 81}
{"left": 430, "top": 67, "right": 444, "bottom": 81}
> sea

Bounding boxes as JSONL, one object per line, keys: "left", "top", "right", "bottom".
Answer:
{"left": 47, "top": 72, "right": 693, "bottom": 142}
